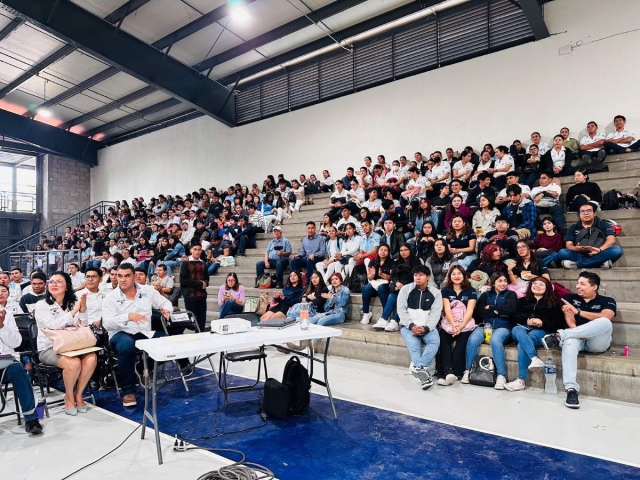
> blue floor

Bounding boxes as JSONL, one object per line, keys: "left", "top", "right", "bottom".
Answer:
{"left": 89, "top": 368, "right": 640, "bottom": 480}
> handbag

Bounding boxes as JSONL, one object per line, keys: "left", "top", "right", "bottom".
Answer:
{"left": 368, "top": 279, "right": 389, "bottom": 291}
{"left": 287, "top": 191, "right": 296, "bottom": 203}
{"left": 256, "top": 274, "right": 273, "bottom": 289}
{"left": 468, "top": 355, "right": 497, "bottom": 387}
{"left": 219, "top": 256, "right": 236, "bottom": 267}
{"left": 42, "top": 325, "right": 97, "bottom": 354}
{"left": 244, "top": 297, "right": 259, "bottom": 313}
{"left": 256, "top": 293, "right": 272, "bottom": 316}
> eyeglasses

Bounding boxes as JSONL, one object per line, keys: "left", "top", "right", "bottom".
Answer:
{"left": 85, "top": 275, "right": 99, "bottom": 279}
{"left": 48, "top": 280, "right": 65, "bottom": 286}
{"left": 579, "top": 210, "right": 593, "bottom": 215}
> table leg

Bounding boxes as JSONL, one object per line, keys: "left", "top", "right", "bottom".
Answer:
{"left": 323, "top": 338, "right": 337, "bottom": 419}
{"left": 140, "top": 352, "right": 149, "bottom": 440}
{"left": 152, "top": 359, "right": 162, "bottom": 465}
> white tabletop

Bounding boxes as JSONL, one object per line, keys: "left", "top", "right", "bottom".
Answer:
{"left": 135, "top": 324, "right": 343, "bottom": 361}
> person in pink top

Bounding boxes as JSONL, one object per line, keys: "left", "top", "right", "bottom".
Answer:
{"left": 217, "top": 273, "right": 245, "bottom": 318}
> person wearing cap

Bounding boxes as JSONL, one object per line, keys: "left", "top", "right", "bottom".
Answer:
{"left": 255, "top": 227, "right": 292, "bottom": 288}
{"left": 397, "top": 265, "right": 443, "bottom": 390}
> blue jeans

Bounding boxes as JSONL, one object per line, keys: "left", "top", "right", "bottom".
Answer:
{"left": 361, "top": 283, "right": 389, "bottom": 314}
{"left": 465, "top": 327, "right": 512, "bottom": 376}
{"left": 219, "top": 301, "right": 244, "bottom": 319}
{"left": 559, "top": 318, "right": 612, "bottom": 392}
{"left": 400, "top": 327, "right": 440, "bottom": 368}
{"left": 309, "top": 312, "right": 345, "bottom": 326}
{"left": 110, "top": 330, "right": 166, "bottom": 396}
{"left": 381, "top": 292, "right": 399, "bottom": 321}
{"left": 511, "top": 326, "right": 546, "bottom": 380}
{"left": 557, "top": 246, "right": 623, "bottom": 268}
{"left": 208, "top": 262, "right": 220, "bottom": 275}
{"left": 2, "top": 363, "right": 37, "bottom": 421}
{"left": 535, "top": 204, "right": 564, "bottom": 231}
{"left": 290, "top": 256, "right": 317, "bottom": 281}
{"left": 256, "top": 259, "right": 289, "bottom": 286}
{"left": 457, "top": 254, "right": 477, "bottom": 271}
{"left": 158, "top": 260, "right": 181, "bottom": 271}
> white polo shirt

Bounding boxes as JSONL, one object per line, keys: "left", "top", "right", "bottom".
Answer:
{"left": 606, "top": 129, "right": 635, "bottom": 148}
{"left": 493, "top": 154, "right": 515, "bottom": 177}
{"left": 550, "top": 147, "right": 567, "bottom": 168}
{"left": 530, "top": 183, "right": 562, "bottom": 199}
{"left": 452, "top": 160, "right": 474, "bottom": 180}
{"left": 70, "top": 272, "right": 86, "bottom": 290}
{"left": 76, "top": 287, "right": 106, "bottom": 324}
{"left": 431, "top": 162, "right": 451, "bottom": 184}
{"left": 362, "top": 199, "right": 382, "bottom": 212}
{"left": 580, "top": 133, "right": 606, "bottom": 151}
{"left": 531, "top": 142, "right": 550, "bottom": 155}
{"left": 102, "top": 284, "right": 171, "bottom": 338}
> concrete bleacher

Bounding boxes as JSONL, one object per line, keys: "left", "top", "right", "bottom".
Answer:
{"left": 177, "top": 152, "right": 640, "bottom": 404}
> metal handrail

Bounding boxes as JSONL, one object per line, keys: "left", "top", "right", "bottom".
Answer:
{"left": 0, "top": 190, "right": 37, "bottom": 213}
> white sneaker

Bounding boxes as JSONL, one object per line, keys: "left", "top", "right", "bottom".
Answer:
{"left": 505, "top": 379, "right": 526, "bottom": 392}
{"left": 372, "top": 319, "right": 389, "bottom": 330}
{"left": 437, "top": 377, "right": 448, "bottom": 386}
{"left": 494, "top": 375, "right": 507, "bottom": 390}
{"left": 461, "top": 370, "right": 470, "bottom": 384}
{"left": 360, "top": 312, "right": 373, "bottom": 325}
{"left": 528, "top": 356, "right": 545, "bottom": 370}
{"left": 601, "top": 260, "right": 613, "bottom": 269}
{"left": 445, "top": 373, "right": 457, "bottom": 385}
{"left": 562, "top": 260, "right": 578, "bottom": 269}
{"left": 384, "top": 320, "right": 399, "bottom": 332}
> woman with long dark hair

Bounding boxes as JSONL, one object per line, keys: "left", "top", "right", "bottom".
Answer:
{"left": 217, "top": 273, "right": 245, "bottom": 318}
{"left": 510, "top": 239, "right": 550, "bottom": 285}
{"left": 260, "top": 271, "right": 304, "bottom": 320}
{"left": 536, "top": 217, "right": 565, "bottom": 267}
{"left": 446, "top": 215, "right": 477, "bottom": 270}
{"left": 34, "top": 271, "right": 96, "bottom": 415}
{"left": 469, "top": 243, "right": 507, "bottom": 282}
{"left": 425, "top": 238, "right": 457, "bottom": 288}
{"left": 287, "top": 271, "right": 328, "bottom": 320}
{"left": 505, "top": 277, "right": 565, "bottom": 391}
{"left": 360, "top": 244, "right": 393, "bottom": 328}
{"left": 565, "top": 168, "right": 602, "bottom": 212}
{"left": 415, "top": 221, "right": 437, "bottom": 262}
{"left": 444, "top": 194, "right": 473, "bottom": 230}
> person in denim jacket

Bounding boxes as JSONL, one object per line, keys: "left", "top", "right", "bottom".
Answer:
{"left": 308, "top": 273, "right": 350, "bottom": 346}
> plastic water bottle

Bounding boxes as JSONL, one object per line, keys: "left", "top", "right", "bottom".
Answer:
{"left": 299, "top": 303, "right": 309, "bottom": 330}
{"left": 544, "top": 357, "right": 557, "bottom": 395}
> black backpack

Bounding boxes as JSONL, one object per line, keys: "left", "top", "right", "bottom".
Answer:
{"left": 347, "top": 263, "right": 367, "bottom": 293}
{"left": 574, "top": 226, "right": 606, "bottom": 249}
{"left": 602, "top": 190, "right": 621, "bottom": 210}
{"left": 282, "top": 356, "right": 311, "bottom": 415}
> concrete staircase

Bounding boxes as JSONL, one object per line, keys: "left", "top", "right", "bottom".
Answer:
{"left": 177, "top": 152, "right": 640, "bottom": 404}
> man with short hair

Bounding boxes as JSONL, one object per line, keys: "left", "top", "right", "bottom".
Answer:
{"left": 336, "top": 206, "right": 364, "bottom": 236}
{"left": 342, "top": 167, "right": 356, "bottom": 191}
{"left": 76, "top": 267, "right": 105, "bottom": 326}
{"left": 604, "top": 114, "right": 640, "bottom": 154}
{"left": 232, "top": 216, "right": 256, "bottom": 257}
{"left": 361, "top": 188, "right": 383, "bottom": 223}
{"left": 69, "top": 263, "right": 86, "bottom": 291}
{"left": 449, "top": 179, "right": 468, "bottom": 203}
{"left": 290, "top": 222, "right": 326, "bottom": 280}
{"left": 255, "top": 226, "right": 292, "bottom": 289}
{"left": 556, "top": 202, "right": 623, "bottom": 269}
{"left": 102, "top": 264, "right": 171, "bottom": 407}
{"left": 504, "top": 185, "right": 536, "bottom": 239}
{"left": 397, "top": 265, "right": 443, "bottom": 390}
{"left": 496, "top": 173, "right": 531, "bottom": 208}
{"left": 121, "top": 248, "right": 138, "bottom": 267}
{"left": 542, "top": 271, "right": 615, "bottom": 409}
{"left": 247, "top": 203, "right": 266, "bottom": 233}
{"left": 101, "top": 268, "right": 118, "bottom": 294}
{"left": 560, "top": 127, "right": 580, "bottom": 154}
{"left": 466, "top": 172, "right": 496, "bottom": 208}
{"left": 19, "top": 272, "right": 47, "bottom": 313}
{"left": 134, "top": 267, "right": 148, "bottom": 285}
{"left": 530, "top": 171, "right": 564, "bottom": 229}
{"left": 579, "top": 121, "right": 607, "bottom": 165}
{"left": 8, "top": 268, "right": 28, "bottom": 303}
{"left": 100, "top": 250, "right": 116, "bottom": 270}
{"left": 380, "top": 218, "right": 406, "bottom": 260}
{"left": 152, "top": 264, "right": 174, "bottom": 300}
{"left": 529, "top": 131, "right": 550, "bottom": 155}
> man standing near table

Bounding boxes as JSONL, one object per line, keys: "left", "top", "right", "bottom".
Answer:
{"left": 102, "top": 264, "right": 171, "bottom": 408}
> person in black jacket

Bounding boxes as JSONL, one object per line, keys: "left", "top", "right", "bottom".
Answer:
{"left": 179, "top": 244, "right": 210, "bottom": 330}
{"left": 541, "top": 134, "right": 576, "bottom": 181}
{"left": 231, "top": 216, "right": 256, "bottom": 257}
{"left": 505, "top": 277, "right": 565, "bottom": 392}
{"left": 565, "top": 169, "right": 603, "bottom": 212}
{"left": 462, "top": 272, "right": 517, "bottom": 389}
{"left": 379, "top": 218, "right": 406, "bottom": 260}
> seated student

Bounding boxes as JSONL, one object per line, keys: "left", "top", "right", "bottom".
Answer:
{"left": 462, "top": 272, "right": 517, "bottom": 389}
{"left": 379, "top": 218, "right": 406, "bottom": 261}
{"left": 429, "top": 154, "right": 451, "bottom": 196}
{"left": 470, "top": 151, "right": 494, "bottom": 188}
{"left": 378, "top": 199, "right": 409, "bottom": 233}
{"left": 361, "top": 244, "right": 394, "bottom": 328}
{"left": 425, "top": 238, "right": 457, "bottom": 288}
{"left": 467, "top": 173, "right": 496, "bottom": 209}
{"left": 255, "top": 226, "right": 292, "bottom": 289}
{"left": 319, "top": 213, "right": 335, "bottom": 238}
{"left": 307, "top": 273, "right": 350, "bottom": 347}
{"left": 316, "top": 226, "right": 343, "bottom": 283}
{"left": 504, "top": 185, "right": 536, "bottom": 239}
{"left": 472, "top": 195, "right": 500, "bottom": 239}
{"left": 350, "top": 218, "right": 381, "bottom": 270}
{"left": 560, "top": 127, "right": 580, "bottom": 155}
{"left": 247, "top": 203, "right": 266, "bottom": 233}
{"left": 290, "top": 221, "right": 326, "bottom": 281}
{"left": 530, "top": 171, "right": 564, "bottom": 230}
{"left": 495, "top": 173, "right": 531, "bottom": 211}
{"left": 490, "top": 146, "right": 515, "bottom": 190}
{"left": 0, "top": 279, "right": 21, "bottom": 315}
{"left": 505, "top": 277, "right": 565, "bottom": 392}
{"left": 510, "top": 139, "right": 527, "bottom": 170}
{"left": 430, "top": 183, "right": 451, "bottom": 228}
{"left": 319, "top": 170, "right": 334, "bottom": 192}
{"left": 444, "top": 195, "right": 473, "bottom": 231}
{"left": 446, "top": 215, "right": 477, "bottom": 270}
{"left": 512, "top": 239, "right": 550, "bottom": 282}
{"left": 205, "top": 235, "right": 228, "bottom": 275}
{"left": 305, "top": 174, "right": 321, "bottom": 194}
{"left": 452, "top": 149, "right": 474, "bottom": 187}
{"left": 289, "top": 179, "right": 305, "bottom": 212}
{"left": 579, "top": 121, "right": 607, "bottom": 165}
{"left": 260, "top": 271, "right": 304, "bottom": 321}
{"left": 603, "top": 115, "right": 640, "bottom": 153}
{"left": 334, "top": 223, "right": 361, "bottom": 279}
{"left": 542, "top": 271, "right": 615, "bottom": 409}
{"left": 415, "top": 221, "right": 437, "bottom": 262}
{"left": 438, "top": 266, "right": 477, "bottom": 385}
{"left": 157, "top": 235, "right": 185, "bottom": 271}
{"left": 361, "top": 189, "right": 383, "bottom": 223}
{"left": 341, "top": 167, "right": 356, "bottom": 191}
{"left": 529, "top": 131, "right": 550, "bottom": 155}
{"left": 217, "top": 273, "right": 245, "bottom": 319}
{"left": 19, "top": 271, "right": 47, "bottom": 313}
{"left": 557, "top": 202, "right": 623, "bottom": 269}
{"left": 565, "top": 169, "right": 603, "bottom": 212}
{"left": 468, "top": 243, "right": 508, "bottom": 289}
{"left": 336, "top": 205, "right": 364, "bottom": 236}
{"left": 287, "top": 271, "right": 328, "bottom": 320}
{"left": 449, "top": 180, "right": 468, "bottom": 204}
{"left": 397, "top": 265, "right": 443, "bottom": 390}
{"left": 345, "top": 179, "right": 366, "bottom": 215}
{"left": 401, "top": 167, "right": 429, "bottom": 210}
{"left": 534, "top": 217, "right": 565, "bottom": 267}
{"left": 0, "top": 303, "right": 44, "bottom": 436}
{"left": 519, "top": 144, "right": 541, "bottom": 189}
{"left": 479, "top": 215, "right": 519, "bottom": 259}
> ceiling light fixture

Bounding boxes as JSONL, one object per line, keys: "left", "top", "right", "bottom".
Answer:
{"left": 229, "top": 1, "right": 250, "bottom": 22}
{"left": 37, "top": 108, "right": 52, "bottom": 118}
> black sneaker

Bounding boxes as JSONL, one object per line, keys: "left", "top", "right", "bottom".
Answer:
{"left": 25, "top": 419, "right": 43, "bottom": 437}
{"left": 411, "top": 366, "right": 434, "bottom": 390}
{"left": 542, "top": 333, "right": 560, "bottom": 350}
{"left": 565, "top": 389, "right": 580, "bottom": 409}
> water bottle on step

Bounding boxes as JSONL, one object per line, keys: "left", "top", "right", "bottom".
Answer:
{"left": 544, "top": 357, "right": 557, "bottom": 394}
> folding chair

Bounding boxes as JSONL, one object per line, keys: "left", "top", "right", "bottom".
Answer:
{"left": 160, "top": 310, "right": 218, "bottom": 391}
{"left": 218, "top": 346, "right": 268, "bottom": 404}
{"left": 0, "top": 368, "right": 22, "bottom": 425}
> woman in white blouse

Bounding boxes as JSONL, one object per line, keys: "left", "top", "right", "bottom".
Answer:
{"left": 34, "top": 271, "right": 96, "bottom": 416}
{"left": 334, "top": 223, "right": 361, "bottom": 279}
{"left": 490, "top": 145, "right": 515, "bottom": 190}
{"left": 316, "top": 226, "right": 343, "bottom": 282}
{"left": 289, "top": 179, "right": 305, "bottom": 212}
{"left": 452, "top": 149, "right": 474, "bottom": 186}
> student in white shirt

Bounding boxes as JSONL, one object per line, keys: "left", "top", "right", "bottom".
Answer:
{"left": 361, "top": 189, "right": 383, "bottom": 220}
{"left": 579, "top": 121, "right": 607, "bottom": 165}
{"left": 320, "top": 169, "right": 335, "bottom": 193}
{"left": 530, "top": 131, "right": 550, "bottom": 155}
{"left": 530, "top": 171, "right": 564, "bottom": 230}
{"left": 490, "top": 145, "right": 515, "bottom": 190}
{"left": 34, "top": 271, "right": 96, "bottom": 416}
{"left": 430, "top": 156, "right": 451, "bottom": 195}
{"left": 102, "top": 264, "right": 172, "bottom": 408}
{"left": 69, "top": 263, "right": 86, "bottom": 292}
{"left": 604, "top": 114, "right": 640, "bottom": 154}
{"left": 75, "top": 267, "right": 105, "bottom": 326}
{"left": 0, "top": 282, "right": 21, "bottom": 315}
{"left": 452, "top": 149, "right": 474, "bottom": 186}
{"left": 496, "top": 173, "right": 531, "bottom": 208}
{"left": 333, "top": 223, "right": 361, "bottom": 279}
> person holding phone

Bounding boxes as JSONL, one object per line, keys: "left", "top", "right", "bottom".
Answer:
{"left": 217, "top": 273, "right": 245, "bottom": 318}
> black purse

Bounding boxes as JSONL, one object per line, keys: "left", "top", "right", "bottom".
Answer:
{"left": 288, "top": 191, "right": 296, "bottom": 203}
{"left": 468, "top": 355, "right": 497, "bottom": 387}
{"left": 263, "top": 378, "right": 290, "bottom": 419}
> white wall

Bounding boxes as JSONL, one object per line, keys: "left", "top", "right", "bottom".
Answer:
{"left": 92, "top": 0, "right": 640, "bottom": 202}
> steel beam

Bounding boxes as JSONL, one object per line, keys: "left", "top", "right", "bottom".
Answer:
{"left": 104, "top": 0, "right": 152, "bottom": 24}
{"left": 0, "top": 17, "right": 24, "bottom": 42}
{"left": 0, "top": 139, "right": 51, "bottom": 156}
{"left": 519, "top": 0, "right": 549, "bottom": 40}
{"left": 5, "top": 0, "right": 235, "bottom": 126}
{"left": 102, "top": 109, "right": 203, "bottom": 146}
{"left": 193, "top": 0, "right": 367, "bottom": 72}
{"left": 0, "top": 109, "right": 101, "bottom": 165}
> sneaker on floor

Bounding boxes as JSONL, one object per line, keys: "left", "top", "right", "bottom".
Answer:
{"left": 437, "top": 377, "right": 448, "bottom": 386}
{"left": 25, "top": 419, "right": 43, "bottom": 437}
{"left": 505, "top": 379, "right": 526, "bottom": 392}
{"left": 494, "top": 375, "right": 507, "bottom": 390}
{"left": 360, "top": 312, "right": 373, "bottom": 325}
{"left": 597, "top": 149, "right": 606, "bottom": 162}
{"left": 565, "top": 389, "right": 580, "bottom": 409}
{"left": 372, "top": 319, "right": 389, "bottom": 330}
{"left": 579, "top": 154, "right": 592, "bottom": 166}
{"left": 384, "top": 320, "right": 399, "bottom": 332}
{"left": 411, "top": 367, "right": 433, "bottom": 390}
{"left": 461, "top": 370, "right": 470, "bottom": 384}
{"left": 122, "top": 394, "right": 137, "bottom": 407}
{"left": 445, "top": 373, "right": 457, "bottom": 385}
{"left": 562, "top": 260, "right": 578, "bottom": 269}
{"left": 601, "top": 260, "right": 613, "bottom": 269}
{"left": 528, "top": 356, "right": 546, "bottom": 370}
{"left": 542, "top": 333, "right": 560, "bottom": 350}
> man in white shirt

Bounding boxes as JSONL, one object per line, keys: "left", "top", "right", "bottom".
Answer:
{"left": 579, "top": 121, "right": 607, "bottom": 165}
{"left": 496, "top": 173, "right": 531, "bottom": 208}
{"left": 76, "top": 267, "right": 105, "bottom": 326}
{"left": 529, "top": 132, "right": 550, "bottom": 155}
{"left": 450, "top": 180, "right": 469, "bottom": 203}
{"left": 120, "top": 249, "right": 138, "bottom": 267}
{"left": 100, "top": 250, "right": 116, "bottom": 270}
{"left": 430, "top": 156, "right": 451, "bottom": 195}
{"left": 336, "top": 206, "right": 364, "bottom": 236}
{"left": 361, "top": 188, "right": 383, "bottom": 222}
{"left": 102, "top": 264, "right": 172, "bottom": 407}
{"left": 69, "top": 263, "right": 86, "bottom": 292}
{"left": 604, "top": 115, "right": 640, "bottom": 154}
{"left": 8, "top": 268, "right": 28, "bottom": 303}
{"left": 530, "top": 171, "right": 564, "bottom": 230}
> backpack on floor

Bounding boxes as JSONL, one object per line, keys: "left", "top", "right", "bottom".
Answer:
{"left": 263, "top": 378, "right": 290, "bottom": 419}
{"left": 601, "top": 190, "right": 621, "bottom": 211}
{"left": 282, "top": 356, "right": 311, "bottom": 415}
{"left": 468, "top": 355, "right": 497, "bottom": 387}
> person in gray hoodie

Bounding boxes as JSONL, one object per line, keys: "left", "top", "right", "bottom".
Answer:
{"left": 397, "top": 265, "right": 443, "bottom": 390}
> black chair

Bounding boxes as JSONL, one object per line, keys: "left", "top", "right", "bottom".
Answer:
{"left": 0, "top": 368, "right": 22, "bottom": 425}
{"left": 218, "top": 346, "right": 268, "bottom": 404}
